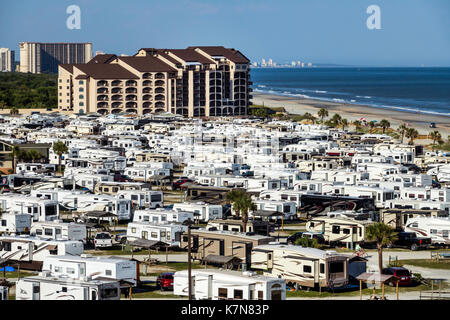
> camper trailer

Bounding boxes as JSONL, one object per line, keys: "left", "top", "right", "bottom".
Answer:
{"left": 0, "top": 194, "right": 59, "bottom": 222}
{"left": 0, "top": 212, "right": 31, "bottom": 234}
{"left": 172, "top": 202, "right": 223, "bottom": 222}
{"left": 30, "top": 221, "right": 87, "bottom": 243}
{"left": 380, "top": 208, "right": 448, "bottom": 231}
{"left": 16, "top": 273, "right": 120, "bottom": 300}
{"left": 251, "top": 200, "right": 297, "bottom": 221}
{"left": 117, "top": 190, "right": 163, "bottom": 209}
{"left": 133, "top": 209, "right": 193, "bottom": 225}
{"left": 306, "top": 217, "right": 373, "bottom": 246}
{"left": 206, "top": 219, "right": 274, "bottom": 236}
{"left": 405, "top": 217, "right": 450, "bottom": 246}
{"left": 0, "top": 286, "right": 8, "bottom": 300}
{"left": 126, "top": 222, "right": 187, "bottom": 247}
{"left": 42, "top": 254, "right": 137, "bottom": 286}
{"left": 0, "top": 236, "right": 83, "bottom": 270}
{"left": 251, "top": 244, "right": 349, "bottom": 289}
{"left": 173, "top": 269, "right": 286, "bottom": 300}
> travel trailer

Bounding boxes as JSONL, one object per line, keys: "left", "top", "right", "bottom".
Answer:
{"left": 251, "top": 244, "right": 349, "bottom": 289}
{"left": 30, "top": 221, "right": 87, "bottom": 243}
{"left": 15, "top": 273, "right": 120, "bottom": 300}
{"left": 405, "top": 216, "right": 450, "bottom": 246}
{"left": 117, "top": 190, "right": 163, "bottom": 209}
{"left": 251, "top": 200, "right": 297, "bottom": 221}
{"left": 0, "top": 236, "right": 84, "bottom": 270}
{"left": 206, "top": 219, "right": 274, "bottom": 236}
{"left": 180, "top": 229, "right": 274, "bottom": 266}
{"left": 173, "top": 269, "right": 286, "bottom": 300}
{"left": 172, "top": 202, "right": 223, "bottom": 222}
{"left": 380, "top": 208, "right": 448, "bottom": 230}
{"left": 0, "top": 194, "right": 59, "bottom": 222}
{"left": 0, "top": 212, "right": 31, "bottom": 235}
{"left": 306, "top": 217, "right": 374, "bottom": 246}
{"left": 42, "top": 254, "right": 137, "bottom": 286}
{"left": 126, "top": 222, "right": 187, "bottom": 247}
{"left": 133, "top": 209, "right": 193, "bottom": 224}
{"left": 94, "top": 181, "right": 147, "bottom": 195}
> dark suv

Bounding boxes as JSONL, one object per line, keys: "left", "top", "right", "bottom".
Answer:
{"left": 389, "top": 232, "right": 432, "bottom": 251}
{"left": 156, "top": 272, "right": 175, "bottom": 291}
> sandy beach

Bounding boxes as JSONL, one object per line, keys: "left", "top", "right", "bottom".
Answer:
{"left": 252, "top": 92, "right": 450, "bottom": 136}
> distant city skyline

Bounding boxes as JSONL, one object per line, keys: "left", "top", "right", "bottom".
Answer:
{"left": 0, "top": 0, "right": 449, "bottom": 67}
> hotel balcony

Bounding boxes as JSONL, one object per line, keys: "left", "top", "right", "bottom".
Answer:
{"left": 143, "top": 102, "right": 153, "bottom": 108}
{"left": 97, "top": 81, "right": 108, "bottom": 87}
{"left": 97, "top": 102, "right": 109, "bottom": 108}
{"left": 97, "top": 88, "right": 109, "bottom": 94}
{"left": 126, "top": 95, "right": 137, "bottom": 101}
{"left": 143, "top": 73, "right": 153, "bottom": 79}
{"left": 112, "top": 102, "right": 123, "bottom": 108}
{"left": 155, "top": 73, "right": 165, "bottom": 79}
{"left": 155, "top": 94, "right": 165, "bottom": 101}
{"left": 126, "top": 88, "right": 137, "bottom": 94}
{"left": 155, "top": 87, "right": 165, "bottom": 94}
{"left": 143, "top": 95, "right": 152, "bottom": 101}
{"left": 155, "top": 80, "right": 165, "bottom": 86}
{"left": 111, "top": 80, "right": 122, "bottom": 86}
{"left": 112, "top": 95, "right": 123, "bottom": 101}
{"left": 126, "top": 80, "right": 137, "bottom": 87}
{"left": 111, "top": 87, "right": 122, "bottom": 94}
{"left": 143, "top": 80, "right": 152, "bottom": 86}
{"left": 97, "top": 95, "right": 109, "bottom": 101}
{"left": 143, "top": 87, "right": 152, "bottom": 94}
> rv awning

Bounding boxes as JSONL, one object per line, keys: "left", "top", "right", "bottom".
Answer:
{"left": 82, "top": 211, "right": 117, "bottom": 218}
{"left": 204, "top": 255, "right": 242, "bottom": 265}
{"left": 356, "top": 272, "right": 395, "bottom": 283}
{"left": 252, "top": 210, "right": 282, "bottom": 217}
{"left": 148, "top": 174, "right": 169, "bottom": 180}
{"left": 127, "top": 239, "right": 169, "bottom": 249}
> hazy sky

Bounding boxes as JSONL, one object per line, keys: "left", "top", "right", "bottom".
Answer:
{"left": 1, "top": 0, "right": 449, "bottom": 66}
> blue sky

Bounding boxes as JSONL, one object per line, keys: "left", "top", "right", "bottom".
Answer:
{"left": 1, "top": 0, "right": 449, "bottom": 66}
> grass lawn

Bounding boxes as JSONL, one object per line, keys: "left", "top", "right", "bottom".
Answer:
{"left": 85, "top": 246, "right": 186, "bottom": 256}
{"left": 398, "top": 259, "right": 450, "bottom": 270}
{"left": 143, "top": 261, "right": 208, "bottom": 276}
{"left": 125, "top": 282, "right": 184, "bottom": 299}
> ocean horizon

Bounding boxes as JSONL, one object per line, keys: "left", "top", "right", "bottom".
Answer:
{"left": 250, "top": 67, "right": 450, "bottom": 117}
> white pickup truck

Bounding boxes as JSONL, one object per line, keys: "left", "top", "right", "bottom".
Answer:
{"left": 94, "top": 232, "right": 113, "bottom": 249}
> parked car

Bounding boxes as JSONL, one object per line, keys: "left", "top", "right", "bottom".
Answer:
{"left": 430, "top": 122, "right": 436, "bottom": 128}
{"left": 94, "top": 232, "right": 113, "bottom": 249}
{"left": 287, "top": 231, "right": 325, "bottom": 245}
{"left": 382, "top": 267, "right": 412, "bottom": 286}
{"left": 156, "top": 272, "right": 174, "bottom": 291}
{"left": 114, "top": 233, "right": 127, "bottom": 244}
{"left": 388, "top": 232, "right": 432, "bottom": 251}
{"left": 172, "top": 178, "right": 194, "bottom": 190}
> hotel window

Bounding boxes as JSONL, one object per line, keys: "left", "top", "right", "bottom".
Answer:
{"left": 79, "top": 87, "right": 84, "bottom": 92}
{"left": 79, "top": 80, "right": 84, "bottom": 85}
{"left": 79, "top": 95, "right": 84, "bottom": 99}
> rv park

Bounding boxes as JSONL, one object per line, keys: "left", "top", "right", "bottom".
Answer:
{"left": 0, "top": 112, "right": 450, "bottom": 301}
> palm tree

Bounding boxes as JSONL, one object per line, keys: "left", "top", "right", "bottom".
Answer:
{"left": 226, "top": 189, "right": 247, "bottom": 216}
{"left": 331, "top": 113, "right": 342, "bottom": 127}
{"left": 53, "top": 141, "right": 68, "bottom": 173}
{"left": 379, "top": 119, "right": 391, "bottom": 134}
{"left": 10, "top": 146, "right": 20, "bottom": 174}
{"left": 27, "top": 150, "right": 42, "bottom": 163}
{"left": 340, "top": 118, "right": 349, "bottom": 131}
{"left": 0, "top": 101, "right": 6, "bottom": 111}
{"left": 238, "top": 196, "right": 257, "bottom": 233}
{"left": 405, "top": 128, "right": 419, "bottom": 145}
{"left": 368, "top": 121, "right": 376, "bottom": 132}
{"left": 397, "top": 124, "right": 407, "bottom": 144}
{"left": 365, "top": 223, "right": 396, "bottom": 273}
{"left": 317, "top": 108, "right": 328, "bottom": 123}
{"left": 352, "top": 120, "right": 362, "bottom": 130}
{"left": 9, "top": 107, "right": 19, "bottom": 115}
{"left": 303, "top": 112, "right": 316, "bottom": 124}
{"left": 429, "top": 130, "right": 442, "bottom": 147}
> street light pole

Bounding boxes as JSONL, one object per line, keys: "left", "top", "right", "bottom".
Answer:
{"left": 187, "top": 218, "right": 192, "bottom": 300}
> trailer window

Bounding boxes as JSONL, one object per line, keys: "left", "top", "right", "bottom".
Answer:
{"left": 101, "top": 288, "right": 118, "bottom": 299}
{"left": 45, "top": 204, "right": 57, "bottom": 216}
{"left": 303, "top": 265, "right": 312, "bottom": 273}
{"left": 66, "top": 268, "right": 75, "bottom": 274}
{"left": 329, "top": 262, "right": 344, "bottom": 273}
{"left": 151, "top": 232, "right": 158, "bottom": 239}
{"left": 151, "top": 194, "right": 162, "bottom": 202}
{"left": 55, "top": 228, "right": 61, "bottom": 235}
{"left": 320, "top": 263, "right": 325, "bottom": 274}
{"left": 44, "top": 228, "right": 53, "bottom": 236}
{"left": 343, "top": 229, "right": 350, "bottom": 235}
{"left": 105, "top": 270, "right": 112, "bottom": 276}
{"left": 1, "top": 220, "right": 5, "bottom": 226}
{"left": 332, "top": 226, "right": 340, "bottom": 234}
{"left": 218, "top": 288, "right": 228, "bottom": 299}
{"left": 258, "top": 291, "right": 264, "bottom": 300}
{"left": 234, "top": 289, "right": 243, "bottom": 300}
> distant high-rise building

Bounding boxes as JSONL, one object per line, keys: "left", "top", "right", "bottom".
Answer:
{"left": 301, "top": 62, "right": 305, "bottom": 68}
{"left": 268, "top": 58, "right": 273, "bottom": 66}
{"left": 19, "top": 42, "right": 93, "bottom": 74}
{"left": 261, "top": 58, "right": 266, "bottom": 66}
{"left": 291, "top": 61, "right": 296, "bottom": 67}
{"left": 296, "top": 61, "right": 301, "bottom": 67}
{"left": 0, "top": 48, "right": 15, "bottom": 72}
{"left": 307, "top": 62, "right": 312, "bottom": 67}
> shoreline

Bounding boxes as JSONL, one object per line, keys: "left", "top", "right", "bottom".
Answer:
{"left": 252, "top": 92, "right": 450, "bottom": 136}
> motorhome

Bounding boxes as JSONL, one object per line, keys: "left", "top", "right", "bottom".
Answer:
{"left": 259, "top": 190, "right": 306, "bottom": 208}
{"left": 405, "top": 216, "right": 450, "bottom": 246}
{"left": 42, "top": 254, "right": 137, "bottom": 286}
{"left": 94, "top": 181, "right": 147, "bottom": 195}
{"left": 126, "top": 222, "right": 187, "bottom": 247}
{"left": 251, "top": 244, "right": 349, "bottom": 289}
{"left": 206, "top": 219, "right": 273, "bottom": 236}
{"left": 172, "top": 202, "right": 223, "bottom": 222}
{"left": 0, "top": 236, "right": 84, "bottom": 270}
{"left": 133, "top": 209, "right": 193, "bottom": 225}
{"left": 305, "top": 217, "right": 374, "bottom": 246}
{"left": 173, "top": 269, "right": 286, "bottom": 300}
{"left": 117, "top": 190, "right": 163, "bottom": 209}
{"left": 15, "top": 273, "right": 120, "bottom": 300}
{"left": 0, "top": 194, "right": 59, "bottom": 222}
{"left": 0, "top": 212, "right": 31, "bottom": 235}
{"left": 180, "top": 229, "right": 274, "bottom": 266}
{"left": 30, "top": 221, "right": 87, "bottom": 243}
{"left": 251, "top": 200, "right": 297, "bottom": 221}
{"left": 380, "top": 208, "right": 448, "bottom": 230}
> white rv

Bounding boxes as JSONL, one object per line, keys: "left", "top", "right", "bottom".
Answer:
{"left": 0, "top": 212, "right": 31, "bottom": 234}
{"left": 252, "top": 200, "right": 297, "bottom": 220}
{"left": 126, "top": 222, "right": 187, "bottom": 247}
{"left": 251, "top": 244, "right": 349, "bottom": 289}
{"left": 405, "top": 216, "right": 450, "bottom": 246}
{"left": 0, "top": 236, "right": 83, "bottom": 268}
{"left": 174, "top": 269, "right": 286, "bottom": 300}
{"left": 30, "top": 221, "right": 87, "bottom": 243}
{"left": 42, "top": 254, "right": 137, "bottom": 286}
{"left": 117, "top": 190, "right": 163, "bottom": 209}
{"left": 133, "top": 209, "right": 193, "bottom": 224}
{"left": 172, "top": 202, "right": 223, "bottom": 222}
{"left": 16, "top": 273, "right": 120, "bottom": 300}
{"left": 0, "top": 194, "right": 59, "bottom": 222}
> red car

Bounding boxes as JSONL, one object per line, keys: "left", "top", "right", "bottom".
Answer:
{"left": 382, "top": 267, "right": 412, "bottom": 286}
{"left": 172, "top": 179, "right": 194, "bottom": 190}
{"left": 156, "top": 272, "right": 174, "bottom": 291}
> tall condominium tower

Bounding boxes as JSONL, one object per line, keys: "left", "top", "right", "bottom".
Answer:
{"left": 20, "top": 42, "right": 92, "bottom": 74}
{"left": 58, "top": 46, "right": 252, "bottom": 118}
{"left": 0, "top": 48, "right": 15, "bottom": 72}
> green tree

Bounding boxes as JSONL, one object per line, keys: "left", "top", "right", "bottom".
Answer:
{"left": 303, "top": 112, "right": 316, "bottom": 124}
{"left": 366, "top": 223, "right": 396, "bottom": 273}
{"left": 429, "top": 130, "right": 442, "bottom": 147}
{"left": 368, "top": 121, "right": 376, "bottom": 132}
{"left": 397, "top": 124, "right": 408, "bottom": 144}
{"left": 226, "top": 189, "right": 255, "bottom": 232}
{"left": 294, "top": 237, "right": 320, "bottom": 248}
{"left": 340, "top": 118, "right": 349, "bottom": 131}
{"left": 331, "top": 113, "right": 342, "bottom": 127}
{"left": 352, "top": 120, "right": 362, "bottom": 130}
{"left": 53, "top": 141, "right": 68, "bottom": 173}
{"left": 405, "top": 128, "right": 419, "bottom": 145}
{"left": 27, "top": 150, "right": 42, "bottom": 163}
{"left": 9, "top": 107, "right": 19, "bottom": 115}
{"left": 252, "top": 108, "right": 268, "bottom": 118}
{"left": 317, "top": 108, "right": 328, "bottom": 123}
{"left": 379, "top": 119, "right": 391, "bottom": 134}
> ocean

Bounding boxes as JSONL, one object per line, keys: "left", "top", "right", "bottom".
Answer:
{"left": 250, "top": 67, "right": 450, "bottom": 117}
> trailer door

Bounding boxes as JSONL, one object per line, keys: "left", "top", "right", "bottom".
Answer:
{"left": 267, "top": 251, "right": 273, "bottom": 270}
{"left": 32, "top": 283, "right": 40, "bottom": 300}
{"left": 314, "top": 260, "right": 319, "bottom": 284}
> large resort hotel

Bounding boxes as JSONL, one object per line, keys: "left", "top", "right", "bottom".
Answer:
{"left": 58, "top": 46, "right": 253, "bottom": 117}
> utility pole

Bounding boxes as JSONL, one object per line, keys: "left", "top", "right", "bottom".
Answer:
{"left": 187, "top": 218, "right": 192, "bottom": 300}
